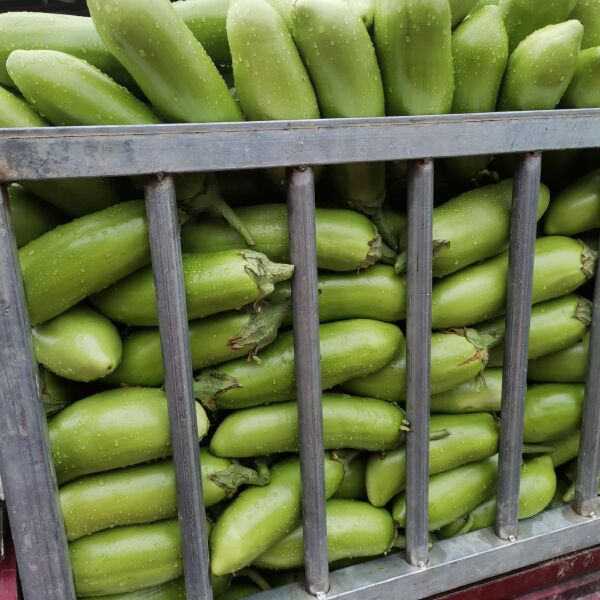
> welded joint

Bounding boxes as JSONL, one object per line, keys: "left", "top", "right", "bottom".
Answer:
{"left": 150, "top": 171, "right": 167, "bottom": 183}
{"left": 575, "top": 503, "right": 598, "bottom": 520}
{"left": 0, "top": 160, "right": 16, "bottom": 183}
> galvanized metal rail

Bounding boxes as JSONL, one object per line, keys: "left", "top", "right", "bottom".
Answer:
{"left": 495, "top": 152, "right": 542, "bottom": 541}
{"left": 145, "top": 174, "right": 213, "bottom": 599}
{"left": 405, "top": 159, "right": 434, "bottom": 568}
{"left": 0, "top": 110, "right": 598, "bottom": 600}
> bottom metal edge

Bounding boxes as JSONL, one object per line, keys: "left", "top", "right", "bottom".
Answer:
{"left": 252, "top": 506, "right": 599, "bottom": 600}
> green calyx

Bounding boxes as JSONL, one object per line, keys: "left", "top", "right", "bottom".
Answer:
{"left": 581, "top": 242, "right": 598, "bottom": 280}
{"left": 242, "top": 251, "right": 295, "bottom": 302}
{"left": 209, "top": 462, "right": 271, "bottom": 497}
{"left": 228, "top": 300, "right": 291, "bottom": 359}
{"left": 444, "top": 327, "right": 495, "bottom": 369}
{"left": 575, "top": 298, "right": 593, "bottom": 328}
{"left": 369, "top": 232, "right": 397, "bottom": 269}
{"left": 193, "top": 371, "right": 241, "bottom": 412}
{"left": 394, "top": 240, "right": 453, "bottom": 276}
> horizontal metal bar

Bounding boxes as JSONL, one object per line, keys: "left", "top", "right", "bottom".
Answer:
{"left": 573, "top": 232, "right": 600, "bottom": 517}
{"left": 0, "top": 185, "right": 76, "bottom": 600}
{"left": 0, "top": 110, "right": 598, "bottom": 181}
{"left": 287, "top": 167, "right": 329, "bottom": 596}
{"left": 405, "top": 159, "right": 434, "bottom": 567}
{"left": 144, "top": 175, "right": 213, "bottom": 600}
{"left": 251, "top": 507, "right": 600, "bottom": 600}
{"left": 495, "top": 152, "right": 542, "bottom": 540}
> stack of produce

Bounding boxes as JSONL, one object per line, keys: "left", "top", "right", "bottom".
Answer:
{"left": 0, "top": 0, "right": 598, "bottom": 598}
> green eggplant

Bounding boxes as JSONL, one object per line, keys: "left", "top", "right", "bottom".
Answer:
{"left": 173, "top": 0, "right": 232, "bottom": 66}
{"left": 562, "top": 460, "right": 600, "bottom": 504}
{"left": 452, "top": 5, "right": 508, "bottom": 113}
{"left": 394, "top": 179, "right": 549, "bottom": 276}
{"left": 292, "top": 0, "right": 383, "bottom": 119}
{"left": 8, "top": 185, "right": 65, "bottom": 248}
{"left": 366, "top": 413, "right": 499, "bottom": 507}
{"left": 226, "top": 0, "right": 320, "bottom": 187}
{"left": 181, "top": 204, "right": 392, "bottom": 272}
{"left": 438, "top": 455, "right": 556, "bottom": 538}
{"left": 70, "top": 519, "right": 185, "bottom": 597}
{"left": 528, "top": 334, "right": 589, "bottom": 383}
{"left": 210, "top": 455, "right": 345, "bottom": 575}
{"left": 499, "top": 0, "right": 581, "bottom": 52}
{"left": 209, "top": 393, "right": 407, "bottom": 457}
{"left": 253, "top": 499, "right": 395, "bottom": 570}
{"left": 432, "top": 179, "right": 548, "bottom": 277}
{"left": 481, "top": 295, "right": 592, "bottom": 366}
{"left": 106, "top": 302, "right": 288, "bottom": 387}
{"left": 445, "top": 5, "right": 508, "bottom": 179}
{"left": 88, "top": 0, "right": 242, "bottom": 123}
{"left": 33, "top": 305, "right": 123, "bottom": 382}
{"left": 392, "top": 457, "right": 498, "bottom": 531}
{"left": 524, "top": 384, "right": 585, "bottom": 443}
{"left": 60, "top": 448, "right": 268, "bottom": 541}
{"left": 19, "top": 200, "right": 151, "bottom": 325}
{"left": 498, "top": 20, "right": 584, "bottom": 111}
{"left": 7, "top": 49, "right": 160, "bottom": 126}
{"left": 546, "top": 431, "right": 581, "bottom": 467}
{"left": 92, "top": 250, "right": 294, "bottom": 326}
{"left": 375, "top": 0, "right": 454, "bottom": 116}
{"left": 217, "top": 582, "right": 261, "bottom": 600}
{"left": 469, "top": 0, "right": 500, "bottom": 13}
{"left": 82, "top": 578, "right": 188, "bottom": 599}
{"left": 342, "top": 328, "right": 493, "bottom": 402}
{"left": 0, "top": 85, "right": 46, "bottom": 126}
{"left": 49, "top": 387, "right": 209, "bottom": 484}
{"left": 450, "top": 0, "right": 480, "bottom": 26}
{"left": 545, "top": 169, "right": 600, "bottom": 236}
{"left": 0, "top": 83, "right": 123, "bottom": 217}
{"left": 430, "top": 368, "right": 503, "bottom": 413}
{"left": 431, "top": 237, "right": 596, "bottom": 329}
{"left": 292, "top": 0, "right": 386, "bottom": 219}
{"left": 562, "top": 47, "right": 600, "bottom": 109}
{"left": 0, "top": 11, "right": 137, "bottom": 89}
{"left": 194, "top": 320, "right": 403, "bottom": 410}
{"left": 227, "top": 0, "right": 319, "bottom": 122}
{"left": 571, "top": 0, "right": 600, "bottom": 49}
{"left": 270, "top": 265, "right": 406, "bottom": 324}
{"left": 333, "top": 454, "right": 367, "bottom": 500}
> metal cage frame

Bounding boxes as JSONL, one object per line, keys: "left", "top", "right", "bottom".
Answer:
{"left": 0, "top": 109, "right": 599, "bottom": 600}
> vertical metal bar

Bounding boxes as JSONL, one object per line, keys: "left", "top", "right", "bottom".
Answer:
{"left": 0, "top": 185, "right": 76, "bottom": 600}
{"left": 495, "top": 152, "right": 542, "bottom": 540}
{"left": 0, "top": 500, "right": 6, "bottom": 562}
{"left": 573, "top": 237, "right": 600, "bottom": 517}
{"left": 287, "top": 166, "right": 329, "bottom": 596}
{"left": 405, "top": 159, "right": 434, "bottom": 567}
{"left": 144, "top": 174, "right": 213, "bottom": 600}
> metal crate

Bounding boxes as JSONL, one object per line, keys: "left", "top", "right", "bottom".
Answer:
{"left": 0, "top": 110, "right": 599, "bottom": 600}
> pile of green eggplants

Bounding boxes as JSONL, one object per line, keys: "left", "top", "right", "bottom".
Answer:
{"left": 1, "top": 0, "right": 599, "bottom": 597}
